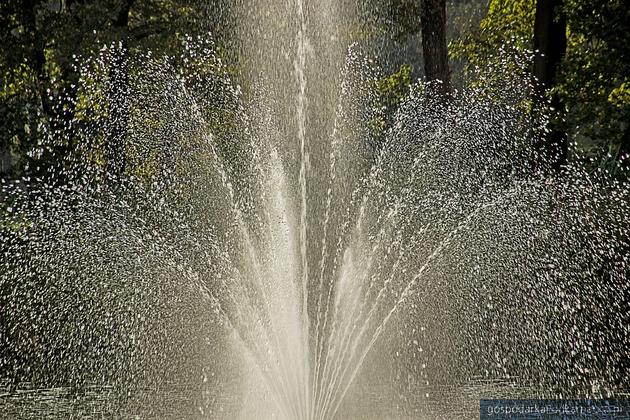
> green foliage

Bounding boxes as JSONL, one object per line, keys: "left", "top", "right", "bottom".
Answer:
{"left": 376, "top": 64, "right": 414, "bottom": 108}
{"left": 450, "top": 0, "right": 535, "bottom": 68}
{"left": 0, "top": 0, "right": 231, "bottom": 180}
{"left": 372, "top": 64, "right": 414, "bottom": 135}
{"left": 558, "top": 0, "right": 630, "bottom": 164}
{"left": 448, "top": 0, "right": 536, "bottom": 106}
{"left": 452, "top": 0, "right": 630, "bottom": 167}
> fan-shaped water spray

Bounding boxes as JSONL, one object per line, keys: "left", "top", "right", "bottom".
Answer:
{"left": 1, "top": 3, "right": 629, "bottom": 420}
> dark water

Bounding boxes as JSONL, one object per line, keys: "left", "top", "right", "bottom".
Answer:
{"left": 4, "top": 379, "right": 625, "bottom": 419}
{"left": 0, "top": 380, "right": 237, "bottom": 419}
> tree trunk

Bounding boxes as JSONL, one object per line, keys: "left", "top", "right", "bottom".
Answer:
{"left": 421, "top": 0, "right": 450, "bottom": 94}
{"left": 533, "top": 0, "right": 567, "bottom": 171}
{"left": 106, "top": 0, "right": 134, "bottom": 183}
{"left": 23, "top": 0, "right": 75, "bottom": 183}
{"left": 22, "top": 1, "right": 52, "bottom": 120}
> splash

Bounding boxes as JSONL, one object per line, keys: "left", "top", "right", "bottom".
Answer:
{"left": 2, "top": 8, "right": 630, "bottom": 420}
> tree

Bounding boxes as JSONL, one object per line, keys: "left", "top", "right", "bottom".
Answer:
{"left": 421, "top": 0, "right": 450, "bottom": 93}
{"left": 533, "top": 0, "right": 567, "bottom": 170}
{"left": 451, "top": 0, "right": 629, "bottom": 173}
{"left": 105, "top": 0, "right": 135, "bottom": 182}
{"left": 560, "top": 0, "right": 630, "bottom": 170}
{"left": 0, "top": 0, "right": 232, "bottom": 182}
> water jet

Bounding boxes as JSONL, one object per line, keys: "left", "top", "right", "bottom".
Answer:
{"left": 1, "top": 2, "right": 629, "bottom": 419}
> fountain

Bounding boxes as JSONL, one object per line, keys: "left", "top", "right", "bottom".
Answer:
{"left": 1, "top": 1, "right": 629, "bottom": 419}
